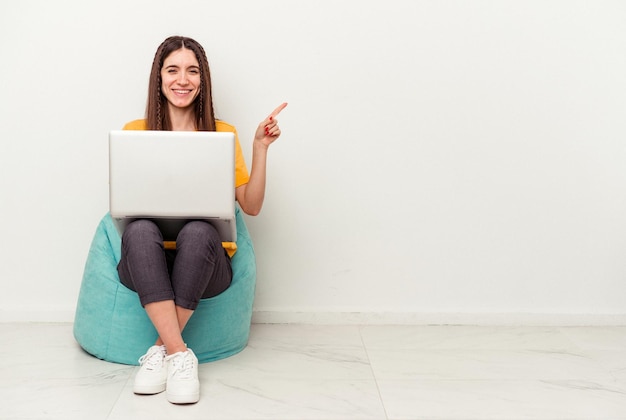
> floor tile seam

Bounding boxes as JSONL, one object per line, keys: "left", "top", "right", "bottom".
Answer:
{"left": 555, "top": 325, "right": 599, "bottom": 353}
{"left": 206, "top": 376, "right": 384, "bottom": 383}
{"left": 208, "top": 351, "right": 376, "bottom": 372}
{"left": 374, "top": 377, "right": 618, "bottom": 381}
{"left": 202, "top": 361, "right": 378, "bottom": 379}
{"left": 362, "top": 347, "right": 583, "bottom": 352}
{"left": 384, "top": 417, "right": 597, "bottom": 420}
{"left": 359, "top": 326, "right": 596, "bottom": 350}
{"left": 363, "top": 346, "right": 593, "bottom": 351}
{"left": 372, "top": 376, "right": 623, "bottom": 382}
{"left": 1, "top": 369, "right": 135, "bottom": 386}
{"left": 373, "top": 378, "right": 626, "bottom": 392}
{"left": 244, "top": 343, "right": 371, "bottom": 351}
{"left": 556, "top": 326, "right": 626, "bottom": 352}
{"left": 105, "top": 367, "right": 136, "bottom": 420}
{"left": 358, "top": 325, "right": 391, "bottom": 420}
{"left": 364, "top": 348, "right": 625, "bottom": 364}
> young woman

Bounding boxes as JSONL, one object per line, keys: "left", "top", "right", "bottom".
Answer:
{"left": 117, "top": 35, "right": 286, "bottom": 404}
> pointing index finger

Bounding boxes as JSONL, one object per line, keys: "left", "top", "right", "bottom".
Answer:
{"left": 269, "top": 102, "right": 288, "bottom": 118}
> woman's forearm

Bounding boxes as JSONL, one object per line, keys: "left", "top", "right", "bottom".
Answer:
{"left": 237, "top": 102, "right": 287, "bottom": 216}
{"left": 238, "top": 142, "right": 269, "bottom": 216}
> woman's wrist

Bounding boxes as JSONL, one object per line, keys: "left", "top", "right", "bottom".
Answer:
{"left": 253, "top": 139, "right": 270, "bottom": 152}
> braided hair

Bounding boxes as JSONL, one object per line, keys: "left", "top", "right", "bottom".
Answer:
{"left": 146, "top": 36, "right": 216, "bottom": 131}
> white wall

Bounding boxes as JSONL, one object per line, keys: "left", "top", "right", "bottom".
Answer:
{"left": 1, "top": 0, "right": 625, "bottom": 324}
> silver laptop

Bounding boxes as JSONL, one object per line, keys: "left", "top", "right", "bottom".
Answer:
{"left": 109, "top": 130, "right": 236, "bottom": 242}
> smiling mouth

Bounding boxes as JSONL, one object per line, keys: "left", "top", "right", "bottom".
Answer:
{"left": 173, "top": 89, "right": 192, "bottom": 94}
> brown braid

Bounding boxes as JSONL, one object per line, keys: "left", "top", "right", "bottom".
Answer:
{"left": 145, "top": 36, "right": 216, "bottom": 131}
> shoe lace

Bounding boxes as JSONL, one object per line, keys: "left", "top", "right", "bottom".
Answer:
{"left": 138, "top": 346, "right": 165, "bottom": 371}
{"left": 166, "top": 351, "right": 195, "bottom": 379}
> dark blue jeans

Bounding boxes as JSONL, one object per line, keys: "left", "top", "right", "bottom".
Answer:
{"left": 117, "top": 220, "right": 232, "bottom": 310}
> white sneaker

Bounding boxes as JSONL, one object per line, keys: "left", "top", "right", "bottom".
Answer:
{"left": 134, "top": 345, "right": 167, "bottom": 394}
{"left": 165, "top": 348, "right": 200, "bottom": 404}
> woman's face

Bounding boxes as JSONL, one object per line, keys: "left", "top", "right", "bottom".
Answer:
{"left": 160, "top": 48, "right": 201, "bottom": 110}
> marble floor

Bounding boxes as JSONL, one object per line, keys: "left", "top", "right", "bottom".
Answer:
{"left": 1, "top": 323, "right": 625, "bottom": 420}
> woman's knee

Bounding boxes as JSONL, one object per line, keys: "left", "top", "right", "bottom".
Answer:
{"left": 177, "top": 221, "right": 221, "bottom": 248}
{"left": 122, "top": 219, "right": 162, "bottom": 244}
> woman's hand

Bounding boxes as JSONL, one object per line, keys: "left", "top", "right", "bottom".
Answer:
{"left": 236, "top": 102, "right": 288, "bottom": 216}
{"left": 254, "top": 102, "right": 288, "bottom": 148}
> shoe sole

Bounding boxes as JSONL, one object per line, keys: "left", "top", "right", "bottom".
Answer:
{"left": 134, "top": 384, "right": 166, "bottom": 395}
{"left": 167, "top": 392, "right": 200, "bottom": 404}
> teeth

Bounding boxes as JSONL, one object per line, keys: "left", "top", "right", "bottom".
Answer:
{"left": 174, "top": 90, "right": 191, "bottom": 94}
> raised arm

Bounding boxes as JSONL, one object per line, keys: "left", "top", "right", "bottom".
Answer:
{"left": 236, "top": 103, "right": 288, "bottom": 216}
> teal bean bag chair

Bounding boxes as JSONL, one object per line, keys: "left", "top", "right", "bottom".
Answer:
{"left": 73, "top": 207, "right": 256, "bottom": 365}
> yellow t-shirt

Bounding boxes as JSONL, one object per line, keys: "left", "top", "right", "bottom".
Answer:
{"left": 122, "top": 119, "right": 249, "bottom": 257}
